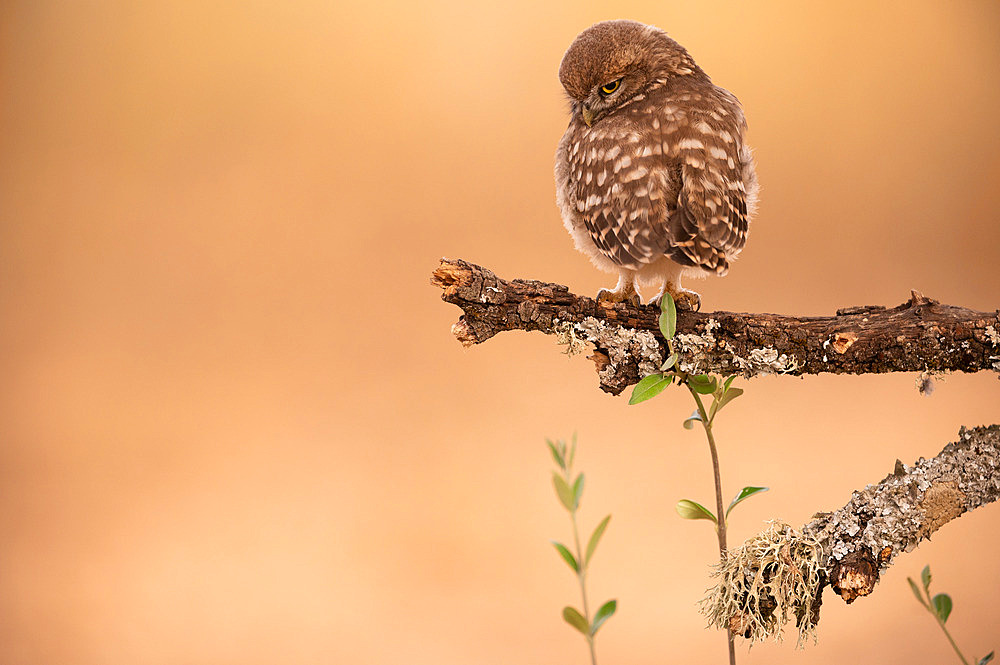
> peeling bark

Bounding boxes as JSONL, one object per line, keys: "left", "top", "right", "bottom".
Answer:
{"left": 803, "top": 425, "right": 1000, "bottom": 602}
{"left": 431, "top": 258, "right": 1000, "bottom": 395}
{"left": 701, "top": 426, "right": 999, "bottom": 642}
{"left": 706, "top": 425, "right": 999, "bottom": 643}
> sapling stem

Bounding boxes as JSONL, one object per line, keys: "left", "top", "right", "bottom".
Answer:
{"left": 549, "top": 437, "right": 614, "bottom": 665}
{"left": 688, "top": 386, "right": 736, "bottom": 665}
{"left": 569, "top": 501, "right": 598, "bottom": 665}
{"left": 937, "top": 618, "right": 970, "bottom": 665}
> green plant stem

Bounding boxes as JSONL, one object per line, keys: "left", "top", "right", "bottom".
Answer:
{"left": 935, "top": 614, "right": 970, "bottom": 665}
{"left": 689, "top": 387, "right": 736, "bottom": 665}
{"left": 563, "top": 460, "right": 597, "bottom": 665}
{"left": 570, "top": 507, "right": 597, "bottom": 665}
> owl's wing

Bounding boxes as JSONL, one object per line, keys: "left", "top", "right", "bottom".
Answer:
{"left": 584, "top": 200, "right": 672, "bottom": 271}
{"left": 664, "top": 139, "right": 751, "bottom": 275}
{"left": 570, "top": 111, "right": 751, "bottom": 274}
{"left": 575, "top": 144, "right": 679, "bottom": 271}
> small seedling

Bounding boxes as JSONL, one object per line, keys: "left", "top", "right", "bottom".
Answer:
{"left": 547, "top": 435, "right": 617, "bottom": 665}
{"left": 907, "top": 565, "right": 994, "bottom": 665}
{"left": 628, "top": 293, "right": 769, "bottom": 665}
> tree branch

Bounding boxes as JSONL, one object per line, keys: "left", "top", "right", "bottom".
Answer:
{"left": 432, "top": 258, "right": 1000, "bottom": 395}
{"left": 705, "top": 425, "right": 1000, "bottom": 643}
{"left": 432, "top": 260, "right": 1000, "bottom": 638}
{"left": 810, "top": 424, "right": 1000, "bottom": 599}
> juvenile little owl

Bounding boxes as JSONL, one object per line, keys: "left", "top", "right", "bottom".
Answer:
{"left": 555, "top": 19, "right": 758, "bottom": 310}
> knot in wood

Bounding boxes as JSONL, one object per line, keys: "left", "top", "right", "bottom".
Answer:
{"left": 830, "top": 548, "right": 879, "bottom": 604}
{"left": 830, "top": 332, "right": 859, "bottom": 354}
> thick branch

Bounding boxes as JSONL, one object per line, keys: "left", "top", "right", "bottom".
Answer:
{"left": 432, "top": 258, "right": 1000, "bottom": 394}
{"left": 705, "top": 425, "right": 999, "bottom": 643}
{"left": 805, "top": 424, "right": 1000, "bottom": 604}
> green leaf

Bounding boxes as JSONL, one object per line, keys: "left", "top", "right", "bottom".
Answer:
{"left": 907, "top": 577, "right": 929, "bottom": 608}
{"left": 628, "top": 374, "right": 672, "bottom": 405}
{"left": 659, "top": 292, "right": 677, "bottom": 340}
{"left": 683, "top": 410, "right": 702, "bottom": 430}
{"left": 551, "top": 541, "right": 578, "bottom": 572}
{"left": 590, "top": 599, "right": 617, "bottom": 635}
{"left": 921, "top": 565, "right": 932, "bottom": 595}
{"left": 711, "top": 377, "right": 739, "bottom": 418}
{"left": 572, "top": 473, "right": 585, "bottom": 509}
{"left": 562, "top": 606, "right": 589, "bottom": 635}
{"left": 660, "top": 352, "right": 679, "bottom": 371}
{"left": 676, "top": 499, "right": 717, "bottom": 523}
{"left": 725, "top": 486, "right": 769, "bottom": 518}
{"left": 569, "top": 432, "right": 577, "bottom": 469}
{"left": 546, "top": 439, "right": 566, "bottom": 470}
{"left": 585, "top": 515, "right": 611, "bottom": 565}
{"left": 978, "top": 651, "right": 994, "bottom": 665}
{"left": 688, "top": 374, "right": 717, "bottom": 394}
{"left": 553, "top": 473, "right": 575, "bottom": 512}
{"left": 712, "top": 382, "right": 725, "bottom": 401}
{"left": 716, "top": 387, "right": 744, "bottom": 413}
{"left": 932, "top": 593, "right": 953, "bottom": 623}
{"left": 551, "top": 541, "right": 579, "bottom": 572}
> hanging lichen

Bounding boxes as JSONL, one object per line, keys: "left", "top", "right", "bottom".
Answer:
{"left": 700, "top": 522, "right": 825, "bottom": 647}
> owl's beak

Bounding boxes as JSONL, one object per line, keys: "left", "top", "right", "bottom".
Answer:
{"left": 581, "top": 105, "right": 594, "bottom": 127}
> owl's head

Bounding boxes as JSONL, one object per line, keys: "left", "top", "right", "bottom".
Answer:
{"left": 559, "top": 20, "right": 702, "bottom": 126}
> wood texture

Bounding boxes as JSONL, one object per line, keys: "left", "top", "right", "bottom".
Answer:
{"left": 808, "top": 425, "right": 1000, "bottom": 603}
{"left": 432, "top": 258, "right": 1000, "bottom": 394}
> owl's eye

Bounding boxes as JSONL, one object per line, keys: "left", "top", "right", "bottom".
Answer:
{"left": 600, "top": 79, "right": 622, "bottom": 96}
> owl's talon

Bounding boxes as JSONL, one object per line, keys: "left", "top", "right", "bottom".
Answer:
{"left": 652, "top": 285, "right": 701, "bottom": 312}
{"left": 673, "top": 290, "right": 701, "bottom": 312}
{"left": 597, "top": 287, "right": 640, "bottom": 307}
{"left": 654, "top": 289, "right": 700, "bottom": 312}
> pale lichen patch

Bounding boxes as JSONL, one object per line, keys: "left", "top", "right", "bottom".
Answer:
{"left": 675, "top": 318, "right": 720, "bottom": 372}
{"left": 574, "top": 316, "right": 663, "bottom": 378}
{"left": 674, "top": 319, "right": 800, "bottom": 376}
{"left": 553, "top": 319, "right": 590, "bottom": 357}
{"left": 735, "top": 347, "right": 800, "bottom": 374}
{"left": 915, "top": 370, "right": 935, "bottom": 396}
{"left": 986, "top": 324, "right": 999, "bottom": 346}
{"left": 700, "top": 522, "right": 824, "bottom": 646}
{"left": 451, "top": 320, "right": 476, "bottom": 348}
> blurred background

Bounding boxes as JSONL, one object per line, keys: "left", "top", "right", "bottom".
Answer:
{"left": 2, "top": 1, "right": 999, "bottom": 663}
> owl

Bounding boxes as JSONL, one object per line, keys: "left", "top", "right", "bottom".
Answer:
{"left": 555, "top": 20, "right": 758, "bottom": 310}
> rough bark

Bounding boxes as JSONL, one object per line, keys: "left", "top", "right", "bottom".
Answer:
{"left": 702, "top": 425, "right": 999, "bottom": 642}
{"left": 806, "top": 424, "right": 1000, "bottom": 604}
{"left": 431, "top": 258, "right": 1000, "bottom": 395}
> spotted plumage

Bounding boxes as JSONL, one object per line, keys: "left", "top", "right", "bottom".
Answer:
{"left": 555, "top": 20, "right": 758, "bottom": 309}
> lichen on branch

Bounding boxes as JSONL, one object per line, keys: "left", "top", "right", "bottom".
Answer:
{"left": 700, "top": 425, "right": 1000, "bottom": 643}
{"left": 431, "top": 258, "right": 1000, "bottom": 394}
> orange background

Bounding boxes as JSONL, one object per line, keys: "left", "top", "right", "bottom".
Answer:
{"left": 2, "top": 2, "right": 999, "bottom": 663}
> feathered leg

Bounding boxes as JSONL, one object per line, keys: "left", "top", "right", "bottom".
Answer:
{"left": 650, "top": 276, "right": 701, "bottom": 312}
{"left": 596, "top": 269, "right": 640, "bottom": 306}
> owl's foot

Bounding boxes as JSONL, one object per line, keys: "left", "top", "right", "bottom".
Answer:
{"left": 651, "top": 284, "right": 701, "bottom": 312}
{"left": 596, "top": 283, "right": 641, "bottom": 307}
{"left": 673, "top": 288, "right": 701, "bottom": 312}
